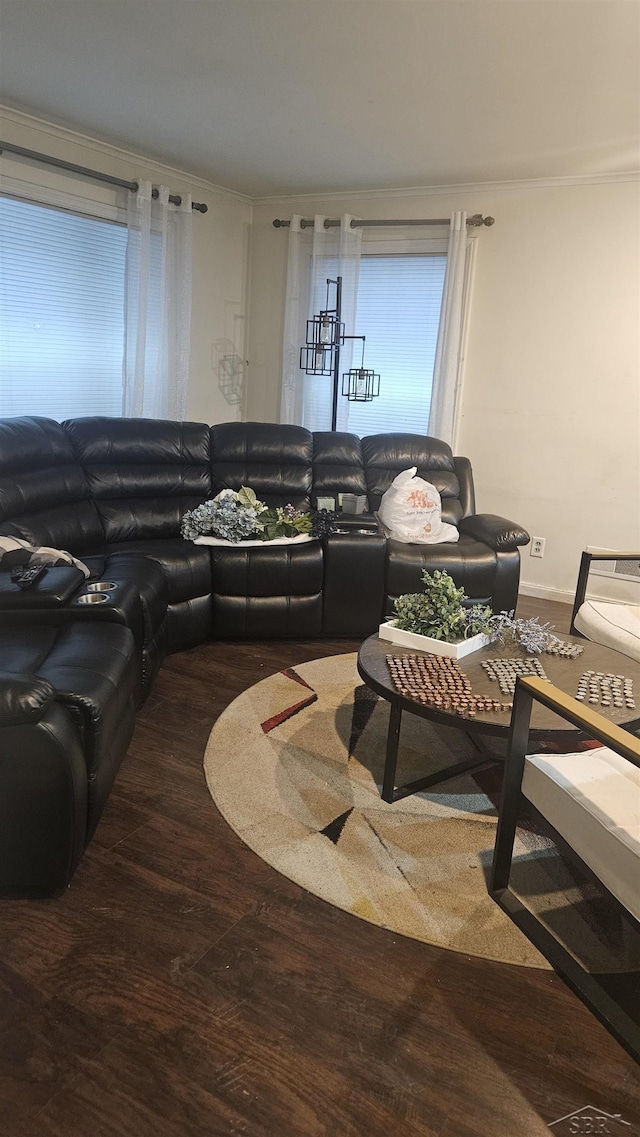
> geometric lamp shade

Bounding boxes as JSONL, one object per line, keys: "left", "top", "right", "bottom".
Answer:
{"left": 300, "top": 343, "right": 335, "bottom": 376}
{"left": 341, "top": 367, "right": 381, "bottom": 402}
{"left": 306, "top": 313, "right": 344, "bottom": 349}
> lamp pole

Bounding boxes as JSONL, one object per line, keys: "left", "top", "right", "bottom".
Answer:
{"left": 301, "top": 272, "right": 380, "bottom": 424}
{"left": 330, "top": 276, "right": 342, "bottom": 432}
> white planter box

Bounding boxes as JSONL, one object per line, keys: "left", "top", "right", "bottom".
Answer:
{"left": 378, "top": 620, "right": 489, "bottom": 659}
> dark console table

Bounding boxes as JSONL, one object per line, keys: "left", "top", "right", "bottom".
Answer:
{"left": 357, "top": 632, "right": 640, "bottom": 803}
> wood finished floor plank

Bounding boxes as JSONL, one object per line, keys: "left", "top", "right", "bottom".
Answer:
{"left": 24, "top": 1017, "right": 446, "bottom": 1137}
{"left": 22, "top": 1037, "right": 258, "bottom": 1137}
{"left": 0, "top": 961, "right": 116, "bottom": 1129}
{"left": 101, "top": 809, "right": 303, "bottom": 911}
{"left": 91, "top": 793, "right": 153, "bottom": 850}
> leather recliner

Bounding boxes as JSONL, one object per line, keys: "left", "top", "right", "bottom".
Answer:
{"left": 0, "top": 417, "right": 170, "bottom": 697}
{"left": 63, "top": 417, "right": 214, "bottom": 652}
{"left": 208, "top": 422, "right": 324, "bottom": 638}
{"left": 0, "top": 621, "right": 138, "bottom": 898}
{"left": 362, "top": 433, "right": 528, "bottom": 615}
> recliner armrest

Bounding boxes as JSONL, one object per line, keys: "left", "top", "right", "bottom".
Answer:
{"left": 332, "top": 513, "right": 381, "bottom": 533}
{"left": 0, "top": 672, "right": 56, "bottom": 726}
{"left": 458, "top": 514, "right": 530, "bottom": 552}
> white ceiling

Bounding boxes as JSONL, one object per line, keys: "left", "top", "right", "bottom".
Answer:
{"left": 0, "top": 0, "right": 638, "bottom": 198}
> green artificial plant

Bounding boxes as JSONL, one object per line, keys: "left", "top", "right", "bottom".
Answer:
{"left": 393, "top": 569, "right": 493, "bottom": 643}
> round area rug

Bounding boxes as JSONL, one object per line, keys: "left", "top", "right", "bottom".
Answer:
{"left": 204, "top": 654, "right": 638, "bottom": 970}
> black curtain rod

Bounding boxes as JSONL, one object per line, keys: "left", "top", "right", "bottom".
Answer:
{"left": 0, "top": 140, "right": 208, "bottom": 213}
{"left": 273, "top": 214, "right": 494, "bottom": 229}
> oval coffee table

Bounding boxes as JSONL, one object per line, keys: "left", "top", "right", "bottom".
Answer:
{"left": 357, "top": 632, "right": 640, "bottom": 803}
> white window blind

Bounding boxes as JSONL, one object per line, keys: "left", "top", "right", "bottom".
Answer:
{"left": 0, "top": 195, "right": 127, "bottom": 419}
{"left": 347, "top": 253, "right": 446, "bottom": 437}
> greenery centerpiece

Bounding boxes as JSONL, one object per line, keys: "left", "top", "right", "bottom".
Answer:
{"left": 181, "top": 487, "right": 336, "bottom": 544}
{"left": 393, "top": 569, "right": 493, "bottom": 642}
{"left": 380, "top": 568, "right": 557, "bottom": 658}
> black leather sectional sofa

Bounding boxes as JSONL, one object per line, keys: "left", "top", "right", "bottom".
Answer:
{"left": 0, "top": 416, "right": 529, "bottom": 896}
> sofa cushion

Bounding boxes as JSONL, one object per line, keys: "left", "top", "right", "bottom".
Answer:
{"left": 64, "top": 417, "right": 212, "bottom": 542}
{"left": 0, "top": 417, "right": 104, "bottom": 551}
{"left": 523, "top": 747, "right": 640, "bottom": 923}
{"left": 312, "top": 431, "right": 367, "bottom": 504}
{"left": 211, "top": 540, "right": 323, "bottom": 598}
{"left": 104, "top": 539, "right": 211, "bottom": 605}
{"left": 384, "top": 535, "right": 497, "bottom": 608}
{"left": 210, "top": 540, "right": 323, "bottom": 640}
{"left": 574, "top": 601, "right": 640, "bottom": 665}
{"left": 211, "top": 422, "right": 313, "bottom": 510}
{"left": 212, "top": 594, "right": 322, "bottom": 639}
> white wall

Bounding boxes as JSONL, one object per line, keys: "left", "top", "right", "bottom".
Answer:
{"left": 247, "top": 178, "right": 640, "bottom": 600}
{"left": 0, "top": 105, "right": 253, "bottom": 426}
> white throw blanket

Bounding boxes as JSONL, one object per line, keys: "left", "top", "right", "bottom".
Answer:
{"left": 0, "top": 536, "right": 90, "bottom": 577}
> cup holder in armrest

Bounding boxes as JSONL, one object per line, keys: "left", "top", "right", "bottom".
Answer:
{"left": 334, "top": 527, "right": 380, "bottom": 536}
{"left": 75, "top": 592, "right": 110, "bottom": 605}
{"left": 85, "top": 581, "right": 117, "bottom": 592}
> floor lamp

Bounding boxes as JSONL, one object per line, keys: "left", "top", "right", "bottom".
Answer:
{"left": 300, "top": 277, "right": 380, "bottom": 431}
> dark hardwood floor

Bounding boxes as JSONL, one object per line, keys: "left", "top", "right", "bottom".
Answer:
{"left": 1, "top": 597, "right": 638, "bottom": 1136}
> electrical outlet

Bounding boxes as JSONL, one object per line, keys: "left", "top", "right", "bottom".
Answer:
{"left": 530, "top": 536, "right": 545, "bottom": 558}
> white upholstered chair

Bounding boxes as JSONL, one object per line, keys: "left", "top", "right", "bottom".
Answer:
{"left": 490, "top": 675, "right": 640, "bottom": 1061}
{"left": 570, "top": 550, "right": 640, "bottom": 663}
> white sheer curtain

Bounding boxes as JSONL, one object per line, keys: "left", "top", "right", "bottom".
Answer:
{"left": 123, "top": 181, "right": 193, "bottom": 419}
{"left": 280, "top": 214, "right": 362, "bottom": 431}
{"left": 427, "top": 211, "right": 468, "bottom": 445}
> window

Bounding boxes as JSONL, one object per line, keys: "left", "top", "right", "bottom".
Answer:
{"left": 348, "top": 251, "right": 447, "bottom": 436}
{"left": 299, "top": 246, "right": 448, "bottom": 436}
{"left": 0, "top": 195, "right": 127, "bottom": 419}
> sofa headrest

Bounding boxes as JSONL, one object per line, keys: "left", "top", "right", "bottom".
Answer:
{"left": 64, "top": 417, "right": 211, "bottom": 465}
{"left": 211, "top": 422, "right": 313, "bottom": 509}
{"left": 0, "top": 417, "right": 71, "bottom": 475}
{"left": 361, "top": 433, "right": 455, "bottom": 472}
{"left": 0, "top": 417, "right": 104, "bottom": 551}
{"left": 63, "top": 418, "right": 212, "bottom": 543}
{"left": 361, "top": 433, "right": 463, "bottom": 520}
{"left": 312, "top": 431, "right": 367, "bottom": 500}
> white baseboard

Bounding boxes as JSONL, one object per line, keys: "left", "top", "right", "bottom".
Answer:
{"left": 520, "top": 580, "right": 636, "bottom": 605}
{"left": 518, "top": 582, "right": 573, "bottom": 604}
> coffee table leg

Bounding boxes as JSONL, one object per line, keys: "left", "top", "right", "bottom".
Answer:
{"left": 382, "top": 702, "right": 402, "bottom": 803}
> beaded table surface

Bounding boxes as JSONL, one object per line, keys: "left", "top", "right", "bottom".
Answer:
{"left": 357, "top": 633, "right": 640, "bottom": 740}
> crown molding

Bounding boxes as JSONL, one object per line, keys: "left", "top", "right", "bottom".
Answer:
{"left": 2, "top": 102, "right": 636, "bottom": 209}
{"left": 0, "top": 103, "right": 253, "bottom": 205}
{"left": 254, "top": 169, "right": 640, "bottom": 207}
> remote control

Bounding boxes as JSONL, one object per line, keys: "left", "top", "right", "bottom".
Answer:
{"left": 16, "top": 564, "right": 48, "bottom": 589}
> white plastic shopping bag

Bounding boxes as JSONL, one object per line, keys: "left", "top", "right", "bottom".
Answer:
{"left": 377, "top": 467, "right": 459, "bottom": 544}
